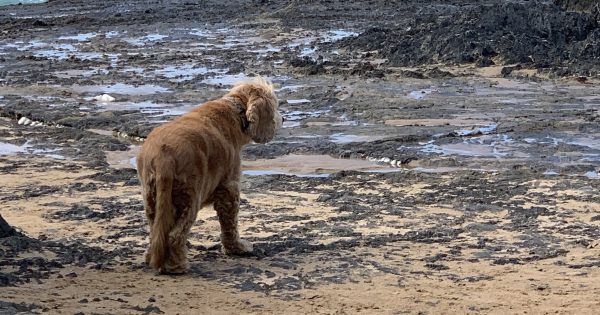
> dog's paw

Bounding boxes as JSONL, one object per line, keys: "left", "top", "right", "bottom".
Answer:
{"left": 223, "top": 239, "right": 254, "bottom": 256}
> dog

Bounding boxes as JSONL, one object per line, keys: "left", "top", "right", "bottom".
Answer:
{"left": 136, "top": 77, "right": 282, "bottom": 274}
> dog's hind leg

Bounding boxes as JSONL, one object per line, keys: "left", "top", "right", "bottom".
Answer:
{"left": 141, "top": 180, "right": 156, "bottom": 265}
{"left": 213, "top": 182, "right": 253, "bottom": 255}
{"left": 163, "top": 190, "right": 199, "bottom": 274}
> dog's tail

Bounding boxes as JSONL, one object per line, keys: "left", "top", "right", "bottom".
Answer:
{"left": 149, "top": 157, "right": 176, "bottom": 271}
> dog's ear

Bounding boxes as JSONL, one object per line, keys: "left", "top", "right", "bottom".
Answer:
{"left": 246, "top": 89, "right": 276, "bottom": 144}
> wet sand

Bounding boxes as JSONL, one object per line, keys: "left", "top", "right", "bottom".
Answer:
{"left": 1, "top": 0, "right": 599, "bottom": 314}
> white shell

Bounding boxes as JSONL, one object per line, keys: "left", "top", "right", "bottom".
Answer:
{"left": 390, "top": 160, "right": 398, "bottom": 167}
{"left": 17, "top": 117, "right": 28, "bottom": 125}
{"left": 94, "top": 94, "right": 116, "bottom": 102}
{"left": 381, "top": 157, "right": 391, "bottom": 164}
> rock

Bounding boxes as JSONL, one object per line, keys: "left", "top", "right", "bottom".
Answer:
{"left": 94, "top": 94, "right": 116, "bottom": 102}
{"left": 0, "top": 215, "right": 15, "bottom": 238}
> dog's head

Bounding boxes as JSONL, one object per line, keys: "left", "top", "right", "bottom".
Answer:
{"left": 230, "top": 77, "right": 282, "bottom": 144}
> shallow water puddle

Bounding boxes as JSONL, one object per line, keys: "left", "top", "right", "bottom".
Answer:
{"left": 286, "top": 99, "right": 311, "bottom": 104}
{"left": 57, "top": 32, "right": 97, "bottom": 42}
{"left": 107, "top": 150, "right": 396, "bottom": 176}
{"left": 0, "top": 141, "right": 65, "bottom": 159}
{"left": 202, "top": 73, "right": 251, "bottom": 86}
{"left": 73, "top": 83, "right": 170, "bottom": 95}
{"left": 92, "top": 101, "right": 197, "bottom": 117}
{"left": 124, "top": 34, "right": 169, "bottom": 46}
{"left": 54, "top": 68, "right": 109, "bottom": 79}
{"left": 242, "top": 154, "right": 392, "bottom": 176}
{"left": 154, "top": 65, "right": 227, "bottom": 82}
{"left": 105, "top": 145, "right": 139, "bottom": 169}
{"left": 385, "top": 118, "right": 492, "bottom": 127}
{"left": 408, "top": 89, "right": 434, "bottom": 100}
{"left": 0, "top": 141, "right": 28, "bottom": 155}
{"left": 419, "top": 134, "right": 529, "bottom": 158}
{"left": 329, "top": 133, "right": 387, "bottom": 144}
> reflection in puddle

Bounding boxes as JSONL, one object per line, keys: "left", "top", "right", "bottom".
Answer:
{"left": 283, "top": 110, "right": 328, "bottom": 122}
{"left": 455, "top": 124, "right": 497, "bottom": 136}
{"left": 408, "top": 89, "right": 434, "bottom": 100}
{"left": 242, "top": 170, "right": 330, "bottom": 178}
{"left": 385, "top": 118, "right": 492, "bottom": 127}
{"left": 155, "top": 65, "right": 227, "bottom": 82}
{"left": 0, "top": 141, "right": 65, "bottom": 160}
{"left": 329, "top": 133, "right": 386, "bottom": 144}
{"left": 54, "top": 68, "right": 108, "bottom": 78}
{"left": 91, "top": 101, "right": 197, "bottom": 117}
{"left": 242, "top": 154, "right": 392, "bottom": 176}
{"left": 286, "top": 99, "right": 311, "bottom": 104}
{"left": 584, "top": 171, "right": 599, "bottom": 179}
{"left": 58, "top": 32, "right": 97, "bottom": 42}
{"left": 124, "top": 34, "right": 169, "bottom": 46}
{"left": 419, "top": 134, "right": 528, "bottom": 158}
{"left": 202, "top": 73, "right": 251, "bottom": 86}
{"left": 0, "top": 141, "right": 28, "bottom": 155}
{"left": 105, "top": 145, "right": 139, "bottom": 169}
{"left": 73, "top": 83, "right": 170, "bottom": 95}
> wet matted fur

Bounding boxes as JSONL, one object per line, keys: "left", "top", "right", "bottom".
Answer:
{"left": 136, "top": 78, "right": 282, "bottom": 274}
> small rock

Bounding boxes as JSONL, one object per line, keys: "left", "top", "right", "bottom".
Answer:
{"left": 17, "top": 117, "right": 28, "bottom": 125}
{"left": 94, "top": 94, "right": 116, "bottom": 102}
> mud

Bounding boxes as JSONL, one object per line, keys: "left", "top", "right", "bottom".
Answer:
{"left": 1, "top": 0, "right": 600, "bottom": 314}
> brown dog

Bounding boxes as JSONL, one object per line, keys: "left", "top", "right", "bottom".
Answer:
{"left": 137, "top": 77, "right": 282, "bottom": 274}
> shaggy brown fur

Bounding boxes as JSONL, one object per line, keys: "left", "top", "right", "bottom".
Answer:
{"left": 137, "top": 78, "right": 282, "bottom": 274}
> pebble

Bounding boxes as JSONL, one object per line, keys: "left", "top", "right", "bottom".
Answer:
{"left": 94, "top": 94, "right": 116, "bottom": 102}
{"left": 18, "top": 117, "right": 32, "bottom": 125}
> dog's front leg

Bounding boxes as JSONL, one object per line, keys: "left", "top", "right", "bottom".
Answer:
{"left": 213, "top": 182, "right": 253, "bottom": 255}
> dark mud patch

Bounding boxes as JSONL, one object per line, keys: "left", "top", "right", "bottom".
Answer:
{"left": 0, "top": 229, "right": 136, "bottom": 287}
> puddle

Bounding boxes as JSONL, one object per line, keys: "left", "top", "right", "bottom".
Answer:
{"left": 418, "top": 134, "right": 528, "bottom": 158}
{"left": 455, "top": 124, "right": 498, "bottom": 136}
{"left": 286, "top": 99, "right": 311, "bottom": 104}
{"left": 283, "top": 110, "right": 328, "bottom": 122}
{"left": 408, "top": 89, "right": 434, "bottom": 100}
{"left": 155, "top": 65, "right": 227, "bottom": 82}
{"left": 54, "top": 68, "right": 108, "bottom": 78}
{"left": 584, "top": 171, "right": 599, "bottom": 179}
{"left": 242, "top": 170, "right": 330, "bottom": 178}
{"left": 91, "top": 100, "right": 196, "bottom": 116}
{"left": 202, "top": 73, "right": 251, "bottom": 86}
{"left": 242, "top": 154, "right": 392, "bottom": 176}
{"left": 105, "top": 145, "right": 139, "bottom": 169}
{"left": 0, "top": 141, "right": 65, "bottom": 159}
{"left": 73, "top": 83, "right": 170, "bottom": 95}
{"left": 385, "top": 118, "right": 492, "bottom": 127}
{"left": 329, "top": 133, "right": 386, "bottom": 144}
{"left": 124, "top": 34, "right": 169, "bottom": 46}
{"left": 321, "top": 30, "right": 359, "bottom": 42}
{"left": 58, "top": 33, "right": 97, "bottom": 42}
{"left": 0, "top": 141, "right": 28, "bottom": 155}
{"left": 105, "top": 31, "right": 119, "bottom": 38}
{"left": 276, "top": 85, "right": 306, "bottom": 92}
{"left": 520, "top": 135, "right": 600, "bottom": 150}
{"left": 0, "top": 0, "right": 47, "bottom": 5}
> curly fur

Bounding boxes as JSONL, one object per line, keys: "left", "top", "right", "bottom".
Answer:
{"left": 137, "top": 77, "right": 282, "bottom": 274}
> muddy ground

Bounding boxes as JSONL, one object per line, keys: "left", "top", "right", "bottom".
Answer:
{"left": 0, "top": 0, "right": 599, "bottom": 314}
